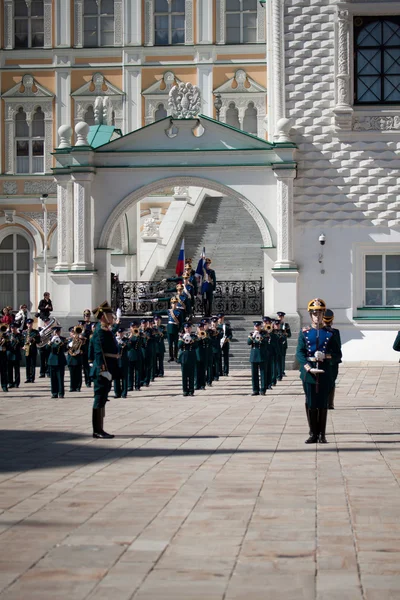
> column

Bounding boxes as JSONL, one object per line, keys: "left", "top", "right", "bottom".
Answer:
{"left": 268, "top": 0, "right": 285, "bottom": 141}
{"left": 273, "top": 168, "right": 297, "bottom": 269}
{"left": 124, "top": 65, "right": 142, "bottom": 133}
{"left": 197, "top": 0, "right": 213, "bottom": 44}
{"left": 54, "top": 176, "right": 74, "bottom": 270}
{"left": 197, "top": 63, "right": 213, "bottom": 117}
{"left": 55, "top": 0, "right": 71, "bottom": 46}
{"left": 126, "top": 0, "right": 142, "bottom": 45}
{"left": 333, "top": 9, "right": 353, "bottom": 130}
{"left": 72, "top": 174, "right": 94, "bottom": 270}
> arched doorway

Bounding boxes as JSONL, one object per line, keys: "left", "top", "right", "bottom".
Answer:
{"left": 0, "top": 232, "right": 31, "bottom": 309}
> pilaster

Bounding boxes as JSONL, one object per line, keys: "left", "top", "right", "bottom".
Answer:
{"left": 185, "top": 0, "right": 194, "bottom": 45}
{"left": 268, "top": 0, "right": 286, "bottom": 141}
{"left": 216, "top": 0, "right": 226, "bottom": 45}
{"left": 74, "top": 0, "right": 84, "bottom": 48}
{"left": 273, "top": 167, "right": 297, "bottom": 270}
{"left": 72, "top": 173, "right": 94, "bottom": 270}
{"left": 54, "top": 176, "right": 74, "bottom": 271}
{"left": 197, "top": 55, "right": 213, "bottom": 117}
{"left": 55, "top": 0, "right": 71, "bottom": 46}
{"left": 114, "top": 0, "right": 123, "bottom": 45}
{"left": 4, "top": 0, "right": 13, "bottom": 49}
{"left": 144, "top": 0, "right": 154, "bottom": 46}
{"left": 124, "top": 62, "right": 142, "bottom": 133}
{"left": 43, "top": 0, "right": 53, "bottom": 47}
{"left": 197, "top": 0, "right": 213, "bottom": 44}
{"left": 126, "top": 0, "right": 142, "bottom": 45}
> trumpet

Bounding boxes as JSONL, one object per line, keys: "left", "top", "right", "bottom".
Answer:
{"left": 198, "top": 330, "right": 207, "bottom": 339}
{"left": 130, "top": 328, "right": 140, "bottom": 336}
{"left": 264, "top": 324, "right": 272, "bottom": 333}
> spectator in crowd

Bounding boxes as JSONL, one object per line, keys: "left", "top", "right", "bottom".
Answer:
{"left": 14, "top": 304, "right": 30, "bottom": 331}
{"left": 37, "top": 293, "right": 53, "bottom": 324}
{"left": 1, "top": 307, "right": 14, "bottom": 326}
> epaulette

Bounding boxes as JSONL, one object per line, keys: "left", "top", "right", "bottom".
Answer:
{"left": 302, "top": 326, "right": 310, "bottom": 332}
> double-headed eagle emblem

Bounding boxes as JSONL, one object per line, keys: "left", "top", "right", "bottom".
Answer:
{"left": 168, "top": 82, "right": 201, "bottom": 119}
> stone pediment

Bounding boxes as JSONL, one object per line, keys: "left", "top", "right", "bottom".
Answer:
{"left": 2, "top": 74, "right": 54, "bottom": 99}
{"left": 72, "top": 72, "right": 124, "bottom": 98}
{"left": 95, "top": 115, "right": 273, "bottom": 153}
{"left": 143, "top": 71, "right": 182, "bottom": 96}
{"left": 214, "top": 70, "right": 267, "bottom": 95}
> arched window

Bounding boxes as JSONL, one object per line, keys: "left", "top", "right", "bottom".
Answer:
{"left": 155, "top": 103, "right": 168, "bottom": 121}
{"left": 83, "top": 0, "right": 115, "bottom": 47}
{"left": 14, "top": 0, "right": 44, "bottom": 48}
{"left": 226, "top": 102, "right": 240, "bottom": 129}
{"left": 0, "top": 234, "right": 30, "bottom": 310}
{"left": 226, "top": 0, "right": 257, "bottom": 44}
{"left": 354, "top": 16, "right": 400, "bottom": 104}
{"left": 243, "top": 102, "right": 258, "bottom": 134}
{"left": 84, "top": 106, "right": 96, "bottom": 126}
{"left": 15, "top": 107, "right": 45, "bottom": 174}
{"left": 155, "top": 0, "right": 185, "bottom": 45}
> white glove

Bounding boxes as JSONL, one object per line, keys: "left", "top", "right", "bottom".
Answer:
{"left": 116, "top": 308, "right": 122, "bottom": 320}
{"left": 314, "top": 351, "right": 325, "bottom": 361}
{"left": 310, "top": 368, "right": 323, "bottom": 374}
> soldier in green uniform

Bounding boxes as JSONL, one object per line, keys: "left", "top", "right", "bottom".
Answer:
{"left": 267, "top": 319, "right": 279, "bottom": 386}
{"left": 81, "top": 310, "right": 94, "bottom": 387}
{"left": 195, "top": 321, "right": 209, "bottom": 390}
{"left": 153, "top": 315, "right": 166, "bottom": 377}
{"left": 277, "top": 312, "right": 291, "bottom": 376}
{"left": 202, "top": 318, "right": 214, "bottom": 386}
{"left": 248, "top": 321, "right": 267, "bottom": 396}
{"left": 127, "top": 322, "right": 142, "bottom": 391}
{"left": 91, "top": 301, "right": 119, "bottom": 439}
{"left": 262, "top": 317, "right": 274, "bottom": 390}
{"left": 201, "top": 258, "right": 216, "bottom": 317}
{"left": 6, "top": 323, "right": 23, "bottom": 388}
{"left": 114, "top": 328, "right": 129, "bottom": 398}
{"left": 296, "top": 298, "right": 342, "bottom": 444}
{"left": 0, "top": 324, "right": 8, "bottom": 392}
{"left": 23, "top": 318, "right": 40, "bottom": 383}
{"left": 178, "top": 322, "right": 198, "bottom": 396}
{"left": 140, "top": 319, "right": 154, "bottom": 387}
{"left": 66, "top": 326, "right": 85, "bottom": 392}
{"left": 217, "top": 313, "right": 232, "bottom": 376}
{"left": 323, "top": 309, "right": 342, "bottom": 409}
{"left": 167, "top": 297, "right": 182, "bottom": 363}
{"left": 209, "top": 317, "right": 222, "bottom": 381}
{"left": 47, "top": 326, "right": 67, "bottom": 398}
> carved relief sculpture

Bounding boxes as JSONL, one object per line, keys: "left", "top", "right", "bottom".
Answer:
{"left": 168, "top": 83, "right": 202, "bottom": 119}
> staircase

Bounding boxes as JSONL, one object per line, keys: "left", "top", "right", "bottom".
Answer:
{"left": 155, "top": 196, "right": 264, "bottom": 281}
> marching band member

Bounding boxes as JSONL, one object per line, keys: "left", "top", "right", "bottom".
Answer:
{"left": 178, "top": 322, "right": 198, "bottom": 396}
{"left": 262, "top": 317, "right": 274, "bottom": 390}
{"left": 153, "top": 315, "right": 166, "bottom": 377}
{"left": 277, "top": 311, "right": 291, "bottom": 377}
{"left": 6, "top": 323, "right": 23, "bottom": 389}
{"left": 14, "top": 304, "right": 30, "bottom": 331}
{"left": 272, "top": 319, "right": 284, "bottom": 382}
{"left": 114, "top": 328, "right": 129, "bottom": 399}
{"left": 38, "top": 316, "right": 52, "bottom": 378}
{"left": 67, "top": 326, "right": 85, "bottom": 392}
{"left": 140, "top": 319, "right": 154, "bottom": 387}
{"left": 0, "top": 323, "right": 8, "bottom": 392}
{"left": 201, "top": 258, "right": 216, "bottom": 317}
{"left": 167, "top": 297, "right": 182, "bottom": 363}
{"left": 47, "top": 326, "right": 67, "bottom": 399}
{"left": 195, "top": 321, "right": 209, "bottom": 390}
{"left": 202, "top": 319, "right": 214, "bottom": 386}
{"left": 248, "top": 321, "right": 267, "bottom": 396}
{"left": 296, "top": 298, "right": 342, "bottom": 444}
{"left": 127, "top": 321, "right": 142, "bottom": 391}
{"left": 91, "top": 301, "right": 118, "bottom": 439}
{"left": 217, "top": 313, "right": 232, "bottom": 376}
{"left": 322, "top": 309, "right": 342, "bottom": 410}
{"left": 209, "top": 317, "right": 223, "bottom": 382}
{"left": 23, "top": 318, "right": 40, "bottom": 383}
{"left": 185, "top": 259, "right": 198, "bottom": 314}
{"left": 182, "top": 272, "right": 194, "bottom": 321}
{"left": 81, "top": 309, "right": 94, "bottom": 387}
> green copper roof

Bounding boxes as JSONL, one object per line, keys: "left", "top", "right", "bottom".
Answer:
{"left": 87, "top": 125, "right": 122, "bottom": 148}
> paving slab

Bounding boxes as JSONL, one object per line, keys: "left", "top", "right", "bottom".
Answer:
{"left": 0, "top": 364, "right": 399, "bottom": 599}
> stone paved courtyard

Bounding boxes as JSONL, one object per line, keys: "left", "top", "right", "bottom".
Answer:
{"left": 0, "top": 364, "right": 400, "bottom": 599}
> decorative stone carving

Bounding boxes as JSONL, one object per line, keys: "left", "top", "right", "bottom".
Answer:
{"left": 173, "top": 186, "right": 191, "bottom": 201}
{"left": 169, "top": 83, "right": 201, "bottom": 119}
{"left": 144, "top": 0, "right": 154, "bottom": 46}
{"left": 216, "top": 0, "right": 226, "bottom": 44}
{"left": 142, "top": 216, "right": 160, "bottom": 239}
{"left": 353, "top": 115, "right": 400, "bottom": 131}
{"left": 43, "top": 0, "right": 53, "bottom": 47}
{"left": 276, "top": 118, "right": 293, "bottom": 143}
{"left": 3, "top": 210, "right": 16, "bottom": 224}
{"left": 58, "top": 124, "right": 73, "bottom": 149}
{"left": 143, "top": 71, "right": 182, "bottom": 124}
{"left": 271, "top": 0, "right": 285, "bottom": 140}
{"left": 75, "top": 121, "right": 90, "bottom": 146}
{"left": 114, "top": 0, "right": 123, "bottom": 46}
{"left": 94, "top": 96, "right": 113, "bottom": 125}
{"left": 257, "top": 0, "right": 266, "bottom": 43}
{"left": 54, "top": 177, "right": 73, "bottom": 270}
{"left": 72, "top": 73, "right": 124, "bottom": 130}
{"left": 24, "top": 181, "right": 57, "bottom": 195}
{"left": 24, "top": 211, "right": 58, "bottom": 232}
{"left": 333, "top": 7, "right": 353, "bottom": 130}
{"left": 3, "top": 181, "right": 17, "bottom": 195}
{"left": 273, "top": 168, "right": 297, "bottom": 269}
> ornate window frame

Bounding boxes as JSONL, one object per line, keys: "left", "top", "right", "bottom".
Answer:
{"left": 144, "top": 0, "right": 194, "bottom": 46}
{"left": 334, "top": 2, "right": 400, "bottom": 133}
{"left": 214, "top": 69, "right": 267, "bottom": 137}
{"left": 216, "top": 0, "right": 266, "bottom": 45}
{"left": 71, "top": 73, "right": 125, "bottom": 130}
{"left": 2, "top": 75, "right": 54, "bottom": 175}
{"left": 73, "top": 0, "right": 123, "bottom": 48}
{"left": 4, "top": 0, "right": 52, "bottom": 49}
{"left": 143, "top": 71, "right": 182, "bottom": 125}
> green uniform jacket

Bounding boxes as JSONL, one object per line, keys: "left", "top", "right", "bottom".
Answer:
{"left": 127, "top": 335, "right": 142, "bottom": 361}
{"left": 196, "top": 336, "right": 211, "bottom": 362}
{"left": 248, "top": 333, "right": 267, "bottom": 363}
{"left": 92, "top": 323, "right": 119, "bottom": 378}
{"left": 47, "top": 338, "right": 67, "bottom": 367}
{"left": 209, "top": 330, "right": 222, "bottom": 354}
{"left": 178, "top": 336, "right": 198, "bottom": 365}
{"left": 6, "top": 333, "right": 23, "bottom": 361}
{"left": 23, "top": 329, "right": 41, "bottom": 354}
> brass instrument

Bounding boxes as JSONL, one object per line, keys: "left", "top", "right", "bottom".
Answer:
{"left": 37, "top": 318, "right": 57, "bottom": 348}
{"left": 68, "top": 327, "right": 85, "bottom": 356}
{"left": 252, "top": 332, "right": 262, "bottom": 342}
{"left": 264, "top": 324, "right": 272, "bottom": 333}
{"left": 198, "top": 330, "right": 207, "bottom": 339}
{"left": 0, "top": 324, "right": 8, "bottom": 349}
{"left": 182, "top": 333, "right": 192, "bottom": 344}
{"left": 130, "top": 328, "right": 140, "bottom": 336}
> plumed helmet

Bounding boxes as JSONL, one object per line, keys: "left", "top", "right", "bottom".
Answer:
{"left": 307, "top": 298, "right": 326, "bottom": 312}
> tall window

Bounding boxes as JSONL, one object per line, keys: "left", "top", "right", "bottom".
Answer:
{"left": 365, "top": 254, "right": 400, "bottom": 306}
{"left": 14, "top": 0, "right": 44, "bottom": 48}
{"left": 354, "top": 16, "right": 400, "bottom": 104}
{"left": 155, "top": 0, "right": 185, "bottom": 46}
{"left": 15, "top": 107, "right": 45, "bottom": 174}
{"left": 0, "top": 234, "right": 30, "bottom": 310}
{"left": 226, "top": 0, "right": 257, "bottom": 44}
{"left": 83, "top": 0, "right": 115, "bottom": 47}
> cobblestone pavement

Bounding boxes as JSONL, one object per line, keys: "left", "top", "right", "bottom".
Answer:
{"left": 0, "top": 364, "right": 400, "bottom": 599}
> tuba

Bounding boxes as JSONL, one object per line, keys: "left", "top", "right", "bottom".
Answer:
{"left": 37, "top": 318, "right": 57, "bottom": 348}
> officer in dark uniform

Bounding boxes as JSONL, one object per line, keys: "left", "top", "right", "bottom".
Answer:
{"left": 185, "top": 259, "right": 198, "bottom": 315}
{"left": 248, "top": 321, "right": 267, "bottom": 396}
{"left": 153, "top": 315, "right": 166, "bottom": 377}
{"left": 39, "top": 316, "right": 52, "bottom": 378}
{"left": 66, "top": 326, "right": 84, "bottom": 392}
{"left": 127, "top": 322, "right": 142, "bottom": 391}
{"left": 91, "top": 301, "right": 119, "bottom": 439}
{"left": 0, "top": 324, "right": 8, "bottom": 392}
{"left": 81, "top": 310, "right": 94, "bottom": 387}
{"left": 209, "top": 317, "right": 222, "bottom": 381}
{"left": 182, "top": 273, "right": 194, "bottom": 321}
{"left": 23, "top": 318, "right": 40, "bottom": 383}
{"left": 178, "top": 323, "right": 198, "bottom": 396}
{"left": 277, "top": 311, "right": 291, "bottom": 376}
{"left": 114, "top": 328, "right": 129, "bottom": 398}
{"left": 262, "top": 317, "right": 274, "bottom": 390}
{"left": 7, "top": 323, "right": 23, "bottom": 388}
{"left": 202, "top": 319, "right": 214, "bottom": 386}
{"left": 273, "top": 319, "right": 286, "bottom": 381}
{"left": 195, "top": 321, "right": 209, "bottom": 390}
{"left": 167, "top": 297, "right": 182, "bottom": 363}
{"left": 268, "top": 319, "right": 280, "bottom": 386}
{"left": 47, "top": 326, "right": 67, "bottom": 399}
{"left": 217, "top": 313, "right": 232, "bottom": 376}
{"left": 296, "top": 298, "right": 342, "bottom": 444}
{"left": 201, "top": 258, "right": 216, "bottom": 317}
{"left": 323, "top": 309, "right": 342, "bottom": 409}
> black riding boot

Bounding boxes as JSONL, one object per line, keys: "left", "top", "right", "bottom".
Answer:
{"left": 318, "top": 409, "right": 328, "bottom": 443}
{"left": 92, "top": 409, "right": 102, "bottom": 438}
{"left": 305, "top": 403, "right": 312, "bottom": 436}
{"left": 328, "top": 387, "right": 335, "bottom": 409}
{"left": 100, "top": 407, "right": 114, "bottom": 439}
{"left": 305, "top": 409, "right": 319, "bottom": 444}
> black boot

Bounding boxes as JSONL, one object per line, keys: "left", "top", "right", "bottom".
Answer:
{"left": 92, "top": 408, "right": 102, "bottom": 438}
{"left": 305, "top": 403, "right": 312, "bottom": 436}
{"left": 100, "top": 407, "right": 114, "bottom": 439}
{"left": 328, "top": 387, "right": 335, "bottom": 409}
{"left": 305, "top": 409, "right": 319, "bottom": 444}
{"left": 318, "top": 409, "right": 328, "bottom": 443}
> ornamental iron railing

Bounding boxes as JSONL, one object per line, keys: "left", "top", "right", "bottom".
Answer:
{"left": 111, "top": 279, "right": 263, "bottom": 315}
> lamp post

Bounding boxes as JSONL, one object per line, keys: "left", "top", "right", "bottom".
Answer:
{"left": 214, "top": 93, "right": 222, "bottom": 122}
{"left": 41, "top": 194, "right": 49, "bottom": 293}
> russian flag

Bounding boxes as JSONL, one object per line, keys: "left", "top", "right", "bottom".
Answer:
{"left": 195, "top": 247, "right": 206, "bottom": 291}
{"left": 175, "top": 239, "right": 185, "bottom": 276}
